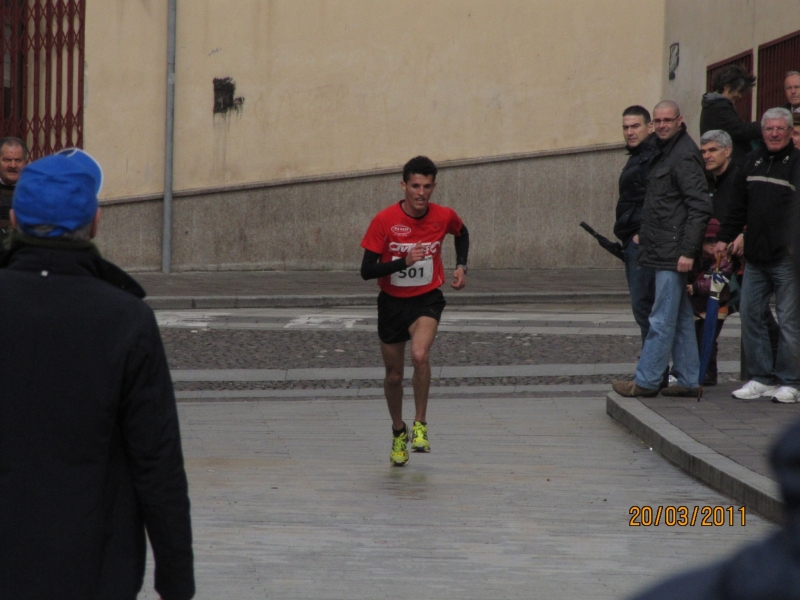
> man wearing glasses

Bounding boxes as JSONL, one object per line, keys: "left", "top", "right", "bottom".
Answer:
{"left": 612, "top": 101, "right": 713, "bottom": 397}
{"left": 715, "top": 107, "right": 800, "bottom": 403}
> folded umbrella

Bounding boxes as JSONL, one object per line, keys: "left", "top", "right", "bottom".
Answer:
{"left": 579, "top": 222, "right": 624, "bottom": 262}
{"left": 698, "top": 256, "right": 728, "bottom": 391}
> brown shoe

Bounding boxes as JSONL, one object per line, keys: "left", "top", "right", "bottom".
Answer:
{"left": 612, "top": 379, "right": 659, "bottom": 397}
{"left": 660, "top": 385, "right": 700, "bottom": 397}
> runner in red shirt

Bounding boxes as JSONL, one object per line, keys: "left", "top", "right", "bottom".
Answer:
{"left": 360, "top": 156, "right": 470, "bottom": 466}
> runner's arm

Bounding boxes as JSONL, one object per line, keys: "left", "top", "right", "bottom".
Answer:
{"left": 454, "top": 224, "right": 469, "bottom": 270}
{"left": 360, "top": 249, "right": 408, "bottom": 280}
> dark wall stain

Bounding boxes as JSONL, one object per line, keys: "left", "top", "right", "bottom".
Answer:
{"left": 213, "top": 77, "right": 245, "bottom": 115}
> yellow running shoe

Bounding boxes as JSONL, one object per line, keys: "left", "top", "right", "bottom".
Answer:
{"left": 411, "top": 421, "right": 430, "bottom": 453}
{"left": 390, "top": 425, "right": 409, "bottom": 466}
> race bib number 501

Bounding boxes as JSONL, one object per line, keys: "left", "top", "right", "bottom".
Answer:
{"left": 391, "top": 255, "right": 433, "bottom": 287}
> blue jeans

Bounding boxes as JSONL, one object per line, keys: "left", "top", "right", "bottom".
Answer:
{"left": 624, "top": 240, "right": 656, "bottom": 345}
{"left": 739, "top": 257, "right": 800, "bottom": 386}
{"left": 635, "top": 270, "right": 699, "bottom": 389}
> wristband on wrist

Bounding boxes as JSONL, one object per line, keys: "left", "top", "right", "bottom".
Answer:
{"left": 456, "top": 264, "right": 468, "bottom": 275}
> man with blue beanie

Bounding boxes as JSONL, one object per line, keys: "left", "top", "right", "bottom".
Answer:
{"left": 0, "top": 149, "right": 195, "bottom": 600}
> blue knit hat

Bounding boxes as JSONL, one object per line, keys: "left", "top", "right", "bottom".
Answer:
{"left": 12, "top": 148, "right": 103, "bottom": 238}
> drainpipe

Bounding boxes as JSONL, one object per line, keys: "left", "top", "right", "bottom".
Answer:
{"left": 162, "top": 0, "right": 177, "bottom": 273}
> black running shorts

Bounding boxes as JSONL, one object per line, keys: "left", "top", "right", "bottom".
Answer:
{"left": 377, "top": 288, "right": 446, "bottom": 344}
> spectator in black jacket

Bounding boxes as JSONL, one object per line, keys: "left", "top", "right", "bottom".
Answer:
{"left": 612, "top": 101, "right": 713, "bottom": 398}
{"left": 0, "top": 149, "right": 195, "bottom": 600}
{"left": 615, "top": 105, "right": 658, "bottom": 343}
{"left": 716, "top": 108, "right": 800, "bottom": 404}
{"left": 700, "top": 65, "right": 761, "bottom": 166}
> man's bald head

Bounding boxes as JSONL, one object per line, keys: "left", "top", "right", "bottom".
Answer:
{"left": 653, "top": 100, "right": 681, "bottom": 117}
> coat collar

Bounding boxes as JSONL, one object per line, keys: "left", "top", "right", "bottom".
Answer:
{"left": 0, "top": 232, "right": 146, "bottom": 298}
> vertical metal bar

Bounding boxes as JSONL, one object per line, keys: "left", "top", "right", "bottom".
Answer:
{"left": 162, "top": 0, "right": 176, "bottom": 273}
{"left": 64, "top": 0, "right": 74, "bottom": 147}
{"left": 75, "top": 0, "right": 84, "bottom": 148}
{"left": 43, "top": 0, "right": 53, "bottom": 154}
{"left": 32, "top": 1, "right": 41, "bottom": 158}
{"left": 54, "top": 0, "right": 64, "bottom": 150}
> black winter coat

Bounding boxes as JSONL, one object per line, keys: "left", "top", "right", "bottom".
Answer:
{"left": 0, "top": 241, "right": 195, "bottom": 600}
{"left": 718, "top": 141, "right": 800, "bottom": 265}
{"left": 614, "top": 134, "right": 658, "bottom": 245}
{"left": 699, "top": 93, "right": 762, "bottom": 166}
{"left": 708, "top": 162, "right": 739, "bottom": 225}
{"left": 638, "top": 125, "right": 713, "bottom": 270}
{"left": 629, "top": 415, "right": 800, "bottom": 600}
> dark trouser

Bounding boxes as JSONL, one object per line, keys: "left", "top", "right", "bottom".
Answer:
{"left": 623, "top": 240, "right": 656, "bottom": 345}
{"left": 694, "top": 317, "right": 726, "bottom": 384}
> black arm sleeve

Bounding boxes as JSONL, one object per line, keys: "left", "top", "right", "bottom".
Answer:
{"left": 454, "top": 224, "right": 469, "bottom": 266}
{"left": 360, "top": 249, "right": 407, "bottom": 280}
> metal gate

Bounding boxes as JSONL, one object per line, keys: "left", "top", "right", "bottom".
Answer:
{"left": 757, "top": 29, "right": 800, "bottom": 118}
{"left": 0, "top": 0, "right": 85, "bottom": 160}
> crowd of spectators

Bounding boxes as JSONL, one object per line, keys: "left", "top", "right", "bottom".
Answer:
{"left": 612, "top": 68, "right": 800, "bottom": 404}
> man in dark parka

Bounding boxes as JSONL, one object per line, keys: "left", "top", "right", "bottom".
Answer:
{"left": 0, "top": 149, "right": 195, "bottom": 600}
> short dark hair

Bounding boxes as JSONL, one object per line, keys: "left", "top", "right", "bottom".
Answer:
{"left": 402, "top": 155, "right": 437, "bottom": 182}
{"left": 712, "top": 65, "right": 756, "bottom": 94}
{"left": 622, "top": 105, "right": 651, "bottom": 124}
{"left": 0, "top": 136, "right": 28, "bottom": 160}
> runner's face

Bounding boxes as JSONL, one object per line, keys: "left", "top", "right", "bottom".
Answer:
{"left": 622, "top": 115, "right": 651, "bottom": 148}
{"left": 401, "top": 173, "right": 436, "bottom": 216}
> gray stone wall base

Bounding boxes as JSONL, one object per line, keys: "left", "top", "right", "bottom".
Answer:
{"left": 96, "top": 146, "right": 627, "bottom": 272}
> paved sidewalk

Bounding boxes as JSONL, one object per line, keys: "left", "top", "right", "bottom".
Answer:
{"left": 137, "top": 268, "right": 629, "bottom": 308}
{"left": 607, "top": 383, "right": 800, "bottom": 523}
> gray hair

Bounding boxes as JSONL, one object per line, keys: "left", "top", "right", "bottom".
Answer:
{"left": 786, "top": 71, "right": 800, "bottom": 79}
{"left": 761, "top": 107, "right": 793, "bottom": 128}
{"left": 700, "top": 130, "right": 732, "bottom": 148}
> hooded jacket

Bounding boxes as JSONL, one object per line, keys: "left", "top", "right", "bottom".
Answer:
{"left": 614, "top": 134, "right": 659, "bottom": 245}
{"left": 0, "top": 236, "right": 195, "bottom": 600}
{"left": 629, "top": 415, "right": 800, "bottom": 600}
{"left": 700, "top": 93, "right": 762, "bottom": 166}
{"left": 718, "top": 141, "right": 800, "bottom": 265}
{"left": 638, "top": 124, "right": 713, "bottom": 270}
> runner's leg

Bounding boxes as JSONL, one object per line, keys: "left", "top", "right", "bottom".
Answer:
{"left": 408, "top": 316, "right": 439, "bottom": 423}
{"left": 380, "top": 341, "right": 406, "bottom": 431}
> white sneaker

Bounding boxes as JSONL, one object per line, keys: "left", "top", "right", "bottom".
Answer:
{"left": 771, "top": 386, "right": 800, "bottom": 404}
{"left": 731, "top": 380, "right": 779, "bottom": 400}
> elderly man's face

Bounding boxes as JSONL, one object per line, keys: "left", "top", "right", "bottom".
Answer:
{"left": 762, "top": 118, "right": 793, "bottom": 153}
{"left": 653, "top": 107, "right": 682, "bottom": 141}
{"left": 701, "top": 141, "right": 731, "bottom": 176}
{"left": 0, "top": 144, "right": 25, "bottom": 186}
{"left": 622, "top": 115, "right": 651, "bottom": 148}
{"left": 785, "top": 74, "right": 800, "bottom": 109}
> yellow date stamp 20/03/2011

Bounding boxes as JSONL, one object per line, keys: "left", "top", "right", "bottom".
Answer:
{"left": 629, "top": 505, "right": 746, "bottom": 527}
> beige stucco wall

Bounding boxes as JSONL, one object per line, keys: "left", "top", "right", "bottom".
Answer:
{"left": 664, "top": 0, "right": 800, "bottom": 137}
{"left": 84, "top": 0, "right": 665, "bottom": 202}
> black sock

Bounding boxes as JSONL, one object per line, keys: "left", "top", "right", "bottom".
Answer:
{"left": 392, "top": 424, "right": 406, "bottom": 437}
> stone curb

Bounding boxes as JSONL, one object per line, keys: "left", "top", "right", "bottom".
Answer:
{"left": 606, "top": 393, "right": 783, "bottom": 524}
{"left": 145, "top": 290, "right": 630, "bottom": 310}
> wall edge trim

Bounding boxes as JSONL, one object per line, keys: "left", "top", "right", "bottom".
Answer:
{"left": 100, "top": 141, "right": 626, "bottom": 207}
